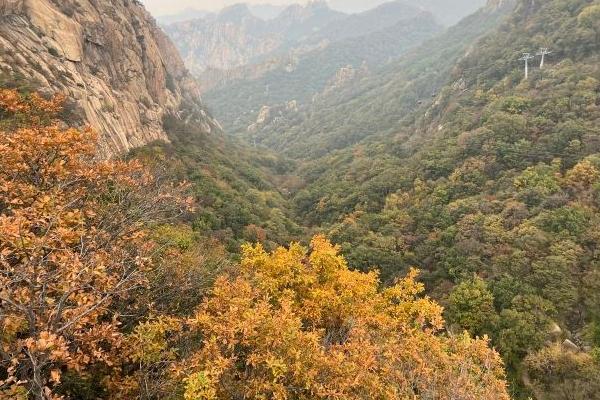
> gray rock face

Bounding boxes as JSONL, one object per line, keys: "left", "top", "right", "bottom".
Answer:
{"left": 0, "top": 0, "right": 220, "bottom": 157}
{"left": 163, "top": 1, "right": 345, "bottom": 79}
{"left": 247, "top": 100, "right": 299, "bottom": 133}
{"left": 165, "top": 8, "right": 282, "bottom": 77}
{"left": 563, "top": 339, "right": 580, "bottom": 352}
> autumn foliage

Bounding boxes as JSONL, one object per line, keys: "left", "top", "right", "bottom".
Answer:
{"left": 0, "top": 89, "right": 510, "bottom": 399}
{"left": 179, "top": 236, "right": 510, "bottom": 400}
{"left": 0, "top": 90, "right": 184, "bottom": 399}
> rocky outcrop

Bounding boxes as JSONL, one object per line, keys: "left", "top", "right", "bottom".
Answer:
{"left": 247, "top": 101, "right": 298, "bottom": 133}
{"left": 164, "top": 4, "right": 282, "bottom": 76}
{"left": 0, "top": 0, "right": 220, "bottom": 157}
{"left": 321, "top": 63, "right": 369, "bottom": 97}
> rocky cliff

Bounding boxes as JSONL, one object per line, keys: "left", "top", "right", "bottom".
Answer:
{"left": 165, "top": 4, "right": 283, "bottom": 77}
{"left": 0, "top": 0, "right": 220, "bottom": 156}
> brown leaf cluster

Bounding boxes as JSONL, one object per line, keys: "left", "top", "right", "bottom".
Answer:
{"left": 0, "top": 90, "right": 184, "bottom": 399}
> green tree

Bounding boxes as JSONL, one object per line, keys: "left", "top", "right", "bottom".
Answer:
{"left": 578, "top": 5, "right": 600, "bottom": 41}
{"left": 447, "top": 277, "right": 499, "bottom": 337}
{"left": 496, "top": 295, "right": 555, "bottom": 366}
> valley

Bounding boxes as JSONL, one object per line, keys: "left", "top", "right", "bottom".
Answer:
{"left": 165, "top": 0, "right": 600, "bottom": 397}
{"left": 1, "top": 0, "right": 600, "bottom": 399}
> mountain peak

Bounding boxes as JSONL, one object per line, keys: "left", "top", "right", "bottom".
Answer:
{"left": 217, "top": 3, "right": 254, "bottom": 23}
{"left": 306, "top": 0, "right": 330, "bottom": 10}
{"left": 279, "top": 0, "right": 335, "bottom": 20}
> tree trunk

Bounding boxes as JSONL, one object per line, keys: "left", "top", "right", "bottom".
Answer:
{"left": 29, "top": 354, "right": 48, "bottom": 400}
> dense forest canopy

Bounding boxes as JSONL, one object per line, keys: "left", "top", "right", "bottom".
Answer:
{"left": 0, "top": 90, "right": 509, "bottom": 398}
{"left": 275, "top": 0, "right": 600, "bottom": 397}
{"left": 2, "top": 0, "right": 600, "bottom": 399}
{"left": 197, "top": 0, "right": 600, "bottom": 398}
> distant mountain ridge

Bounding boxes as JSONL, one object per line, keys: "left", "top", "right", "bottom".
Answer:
{"left": 203, "top": 9, "right": 443, "bottom": 136}
{"left": 163, "top": 0, "right": 495, "bottom": 94}
{"left": 213, "top": 0, "right": 515, "bottom": 157}
{"left": 158, "top": 0, "right": 489, "bottom": 27}
{"left": 156, "top": 4, "right": 288, "bottom": 25}
{"left": 163, "top": 1, "right": 346, "bottom": 78}
{"left": 308, "top": 1, "right": 427, "bottom": 42}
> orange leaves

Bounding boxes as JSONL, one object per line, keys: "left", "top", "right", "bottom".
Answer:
{"left": 182, "top": 236, "right": 510, "bottom": 399}
{"left": 0, "top": 90, "right": 180, "bottom": 399}
{"left": 49, "top": 370, "right": 61, "bottom": 385}
{"left": 29, "top": 92, "right": 65, "bottom": 115}
{"left": 0, "top": 89, "right": 66, "bottom": 133}
{"left": 0, "top": 89, "right": 29, "bottom": 113}
{"left": 22, "top": 332, "right": 71, "bottom": 366}
{"left": 0, "top": 89, "right": 64, "bottom": 115}
{"left": 565, "top": 159, "right": 600, "bottom": 189}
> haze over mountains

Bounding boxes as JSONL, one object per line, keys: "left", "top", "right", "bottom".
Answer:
{"left": 164, "top": 1, "right": 346, "bottom": 78}
{"left": 155, "top": 0, "right": 488, "bottom": 25}
{"left": 2, "top": 0, "right": 600, "bottom": 398}
{"left": 162, "top": 0, "right": 478, "bottom": 130}
{"left": 156, "top": 3, "right": 288, "bottom": 24}
{"left": 162, "top": 0, "right": 488, "bottom": 86}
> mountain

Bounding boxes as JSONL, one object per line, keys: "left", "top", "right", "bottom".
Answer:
{"left": 307, "top": 1, "right": 430, "bottom": 43}
{"left": 203, "top": 9, "right": 443, "bottom": 137}
{"left": 156, "top": 8, "right": 210, "bottom": 25}
{"left": 157, "top": 5, "right": 287, "bottom": 26}
{"left": 0, "top": 0, "right": 219, "bottom": 156}
{"left": 207, "top": 1, "right": 509, "bottom": 156}
{"left": 329, "top": 0, "right": 488, "bottom": 26}
{"left": 165, "top": 1, "right": 470, "bottom": 92}
{"left": 165, "top": 4, "right": 276, "bottom": 75}
{"left": 267, "top": 0, "right": 347, "bottom": 42}
{"left": 3, "top": 0, "right": 600, "bottom": 398}
{"left": 163, "top": 1, "right": 346, "bottom": 78}
{"left": 265, "top": 0, "right": 599, "bottom": 396}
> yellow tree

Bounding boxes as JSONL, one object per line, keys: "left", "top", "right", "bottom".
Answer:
{"left": 181, "top": 235, "right": 510, "bottom": 399}
{"left": 0, "top": 90, "right": 183, "bottom": 399}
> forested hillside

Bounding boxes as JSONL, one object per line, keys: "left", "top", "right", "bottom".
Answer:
{"left": 130, "top": 110, "right": 303, "bottom": 254}
{"left": 3, "top": 0, "right": 600, "bottom": 399}
{"left": 0, "top": 90, "right": 509, "bottom": 399}
{"left": 273, "top": 0, "right": 600, "bottom": 397}
{"left": 241, "top": 0, "right": 513, "bottom": 158}
{"left": 203, "top": 9, "right": 442, "bottom": 137}
{"left": 162, "top": 0, "right": 600, "bottom": 396}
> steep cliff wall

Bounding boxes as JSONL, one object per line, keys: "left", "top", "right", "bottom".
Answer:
{"left": 0, "top": 0, "right": 220, "bottom": 156}
{"left": 165, "top": 4, "right": 283, "bottom": 76}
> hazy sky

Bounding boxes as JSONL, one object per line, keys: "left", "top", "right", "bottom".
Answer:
{"left": 141, "top": 0, "right": 391, "bottom": 16}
